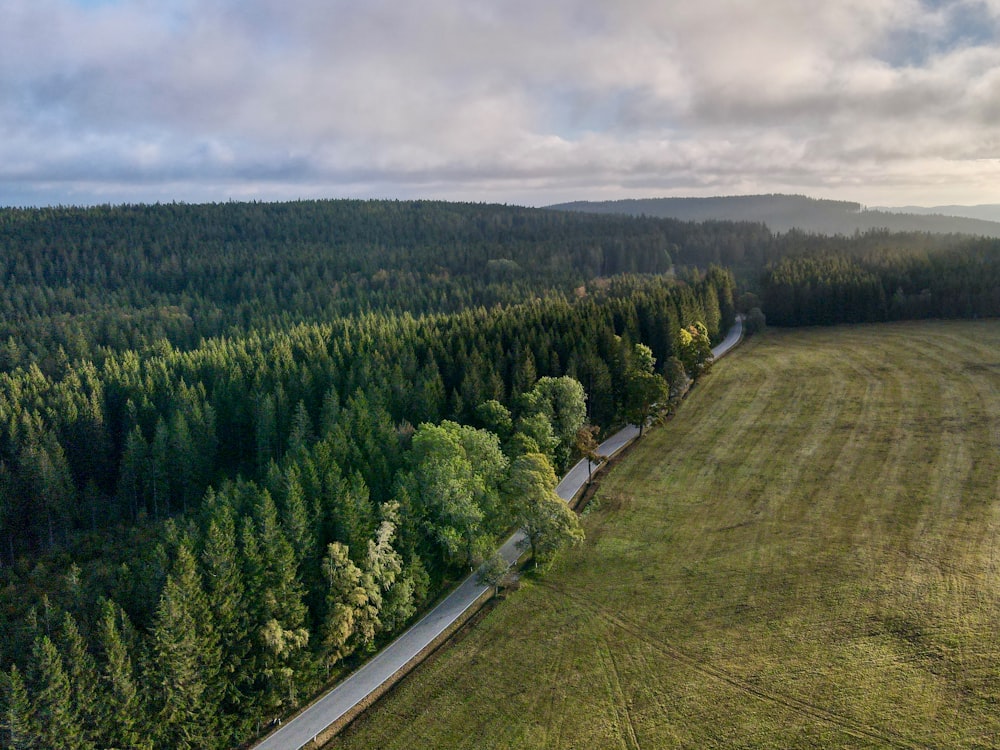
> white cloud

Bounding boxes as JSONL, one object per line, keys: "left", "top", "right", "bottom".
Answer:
{"left": 2, "top": 0, "right": 1000, "bottom": 206}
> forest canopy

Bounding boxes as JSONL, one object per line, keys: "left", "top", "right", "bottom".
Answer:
{"left": 0, "top": 199, "right": 732, "bottom": 749}
{"left": 759, "top": 240, "right": 1000, "bottom": 326}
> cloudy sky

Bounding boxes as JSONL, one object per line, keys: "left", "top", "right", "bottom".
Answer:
{"left": 3, "top": 0, "right": 1000, "bottom": 207}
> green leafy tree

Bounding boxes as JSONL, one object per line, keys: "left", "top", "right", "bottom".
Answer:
{"left": 505, "top": 453, "right": 584, "bottom": 567}
{"left": 403, "top": 422, "right": 509, "bottom": 569}
{"left": 623, "top": 344, "right": 669, "bottom": 434}
{"left": 319, "top": 542, "right": 367, "bottom": 668}
{"left": 523, "top": 377, "right": 587, "bottom": 471}
{"left": 662, "top": 356, "right": 690, "bottom": 408}
{"left": 574, "top": 424, "right": 604, "bottom": 484}
{"left": 476, "top": 552, "right": 512, "bottom": 598}
{"left": 511, "top": 411, "right": 558, "bottom": 461}
{"left": 365, "top": 502, "right": 412, "bottom": 633}
{"left": 474, "top": 400, "right": 513, "bottom": 443}
{"left": 677, "top": 323, "right": 713, "bottom": 378}
{"left": 745, "top": 307, "right": 766, "bottom": 336}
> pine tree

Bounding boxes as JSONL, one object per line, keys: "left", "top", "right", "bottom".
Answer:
{"left": 149, "top": 418, "right": 171, "bottom": 520}
{"left": 254, "top": 394, "right": 278, "bottom": 475}
{"left": 1, "top": 665, "right": 35, "bottom": 750}
{"left": 287, "top": 400, "right": 313, "bottom": 457}
{"left": 150, "top": 543, "right": 221, "bottom": 749}
{"left": 20, "top": 433, "right": 75, "bottom": 550}
{"left": 116, "top": 424, "right": 148, "bottom": 523}
{"left": 247, "top": 491, "right": 309, "bottom": 712}
{"left": 168, "top": 410, "right": 196, "bottom": 513}
{"left": 200, "top": 497, "right": 252, "bottom": 743}
{"left": 58, "top": 614, "right": 98, "bottom": 748}
{"left": 95, "top": 600, "right": 147, "bottom": 750}
{"left": 29, "top": 635, "right": 91, "bottom": 750}
{"left": 279, "top": 465, "right": 313, "bottom": 568}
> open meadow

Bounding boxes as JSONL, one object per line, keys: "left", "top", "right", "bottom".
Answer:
{"left": 331, "top": 320, "right": 1000, "bottom": 749}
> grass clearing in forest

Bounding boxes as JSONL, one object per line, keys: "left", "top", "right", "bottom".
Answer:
{"left": 330, "top": 320, "right": 1000, "bottom": 749}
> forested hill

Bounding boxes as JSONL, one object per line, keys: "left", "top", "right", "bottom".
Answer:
{"left": 0, "top": 199, "right": 757, "bottom": 375}
{"left": 0, "top": 198, "right": 735, "bottom": 749}
{"left": 16, "top": 198, "right": 986, "bottom": 380}
{"left": 549, "top": 194, "right": 1000, "bottom": 237}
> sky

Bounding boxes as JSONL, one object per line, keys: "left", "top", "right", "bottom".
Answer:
{"left": 3, "top": 0, "right": 1000, "bottom": 208}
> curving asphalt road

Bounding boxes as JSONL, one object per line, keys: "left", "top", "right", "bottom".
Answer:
{"left": 253, "top": 317, "right": 743, "bottom": 750}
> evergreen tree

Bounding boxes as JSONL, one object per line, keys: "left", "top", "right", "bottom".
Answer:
{"left": 1, "top": 665, "right": 35, "bottom": 750}
{"left": 29, "top": 635, "right": 91, "bottom": 750}
{"left": 149, "top": 418, "right": 171, "bottom": 520}
{"left": 150, "top": 543, "right": 221, "bottom": 750}
{"left": 199, "top": 495, "right": 252, "bottom": 743}
{"left": 116, "top": 424, "right": 148, "bottom": 523}
{"left": 246, "top": 491, "right": 309, "bottom": 712}
{"left": 287, "top": 400, "right": 313, "bottom": 457}
{"left": 94, "top": 599, "right": 147, "bottom": 750}
{"left": 58, "top": 614, "right": 98, "bottom": 748}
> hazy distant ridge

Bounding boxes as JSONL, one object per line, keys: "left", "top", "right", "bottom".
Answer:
{"left": 549, "top": 194, "right": 1000, "bottom": 237}
{"left": 876, "top": 204, "right": 1000, "bottom": 224}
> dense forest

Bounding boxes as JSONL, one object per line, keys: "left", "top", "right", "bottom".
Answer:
{"left": 0, "top": 200, "right": 709, "bottom": 375}
{"left": 0, "top": 200, "right": 733, "bottom": 749}
{"left": 759, "top": 239, "right": 1000, "bottom": 326}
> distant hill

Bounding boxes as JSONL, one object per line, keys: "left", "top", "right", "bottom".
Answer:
{"left": 876, "top": 204, "right": 1000, "bottom": 224}
{"left": 548, "top": 194, "right": 1000, "bottom": 237}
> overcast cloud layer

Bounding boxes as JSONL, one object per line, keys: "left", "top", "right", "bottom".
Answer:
{"left": 3, "top": 0, "right": 1000, "bottom": 207}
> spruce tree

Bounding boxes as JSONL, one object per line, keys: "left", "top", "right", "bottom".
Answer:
{"left": 95, "top": 600, "right": 147, "bottom": 750}
{"left": 29, "top": 635, "right": 91, "bottom": 750}
{"left": 58, "top": 614, "right": 98, "bottom": 748}
{"left": 200, "top": 497, "right": 252, "bottom": 743}
{"left": 150, "top": 543, "right": 221, "bottom": 750}
{"left": 1, "top": 665, "right": 35, "bottom": 750}
{"left": 248, "top": 491, "right": 309, "bottom": 712}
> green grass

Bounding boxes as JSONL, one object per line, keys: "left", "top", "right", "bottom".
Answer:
{"left": 331, "top": 320, "right": 1000, "bottom": 749}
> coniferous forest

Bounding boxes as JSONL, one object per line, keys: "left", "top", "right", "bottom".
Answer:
{"left": 0, "top": 200, "right": 732, "bottom": 749}
{"left": 758, "top": 238, "right": 1000, "bottom": 326}
{"left": 0, "top": 198, "right": 996, "bottom": 748}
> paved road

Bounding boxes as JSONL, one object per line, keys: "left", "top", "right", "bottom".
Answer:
{"left": 254, "top": 318, "right": 743, "bottom": 750}
{"left": 713, "top": 314, "right": 743, "bottom": 360}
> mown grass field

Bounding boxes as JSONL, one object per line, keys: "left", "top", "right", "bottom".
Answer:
{"left": 330, "top": 320, "right": 1000, "bottom": 749}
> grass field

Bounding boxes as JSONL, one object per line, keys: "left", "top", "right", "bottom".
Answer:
{"left": 330, "top": 320, "right": 1000, "bottom": 749}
